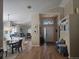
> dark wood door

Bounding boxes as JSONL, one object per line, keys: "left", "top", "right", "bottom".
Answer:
{"left": 46, "top": 26, "right": 55, "bottom": 42}
{"left": 40, "top": 25, "right": 57, "bottom": 43}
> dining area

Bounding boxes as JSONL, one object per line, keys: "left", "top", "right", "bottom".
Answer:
{"left": 3, "top": 22, "right": 26, "bottom": 59}
{"left": 3, "top": 21, "right": 32, "bottom": 59}
{"left": 3, "top": 36, "right": 23, "bottom": 56}
{"left": 3, "top": 31, "right": 32, "bottom": 59}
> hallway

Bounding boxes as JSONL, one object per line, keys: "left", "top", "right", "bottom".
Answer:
{"left": 15, "top": 44, "right": 68, "bottom": 59}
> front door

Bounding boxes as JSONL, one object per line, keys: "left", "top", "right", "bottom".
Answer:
{"left": 43, "top": 25, "right": 56, "bottom": 43}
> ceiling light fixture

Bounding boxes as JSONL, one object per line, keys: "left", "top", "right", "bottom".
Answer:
{"left": 27, "top": 5, "right": 32, "bottom": 9}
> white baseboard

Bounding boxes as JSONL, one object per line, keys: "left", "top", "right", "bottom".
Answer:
{"left": 70, "top": 57, "right": 79, "bottom": 59}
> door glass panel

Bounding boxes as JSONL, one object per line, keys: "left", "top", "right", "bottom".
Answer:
{"left": 41, "top": 18, "right": 54, "bottom": 25}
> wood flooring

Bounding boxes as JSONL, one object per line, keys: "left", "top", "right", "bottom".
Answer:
{"left": 15, "top": 44, "right": 68, "bottom": 59}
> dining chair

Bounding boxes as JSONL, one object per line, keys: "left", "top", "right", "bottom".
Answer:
{"left": 9, "top": 39, "right": 23, "bottom": 53}
{"left": 9, "top": 41, "right": 18, "bottom": 54}
{"left": 17, "top": 39, "right": 23, "bottom": 52}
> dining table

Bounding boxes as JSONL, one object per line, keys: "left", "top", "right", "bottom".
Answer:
{"left": 7, "top": 38, "right": 20, "bottom": 54}
{"left": 6, "top": 37, "right": 24, "bottom": 54}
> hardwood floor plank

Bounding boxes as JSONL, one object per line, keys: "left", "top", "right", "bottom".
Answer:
{"left": 15, "top": 44, "right": 68, "bottom": 59}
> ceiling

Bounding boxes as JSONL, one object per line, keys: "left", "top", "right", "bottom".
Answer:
{"left": 3, "top": 0, "right": 63, "bottom": 24}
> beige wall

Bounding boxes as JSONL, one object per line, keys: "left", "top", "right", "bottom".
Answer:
{"left": 59, "top": 16, "right": 70, "bottom": 58}
{"left": 31, "top": 13, "right": 40, "bottom": 46}
{"left": 73, "top": 0, "right": 79, "bottom": 14}
{"left": 69, "top": 14, "right": 79, "bottom": 57}
{"left": 64, "top": 0, "right": 79, "bottom": 16}
{"left": 50, "top": 7, "right": 64, "bottom": 18}
{"left": 64, "top": 0, "right": 74, "bottom": 16}
{"left": 0, "top": 0, "right": 3, "bottom": 48}
{"left": 44, "top": 7, "right": 64, "bottom": 19}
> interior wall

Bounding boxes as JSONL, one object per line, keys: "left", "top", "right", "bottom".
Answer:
{"left": 64, "top": 0, "right": 79, "bottom": 16}
{"left": 59, "top": 1, "right": 72, "bottom": 57}
{"left": 73, "top": 0, "right": 79, "bottom": 14}
{"left": 69, "top": 14, "right": 79, "bottom": 57}
{"left": 64, "top": 0, "right": 74, "bottom": 16}
{"left": 0, "top": 0, "right": 3, "bottom": 47}
{"left": 59, "top": 0, "right": 74, "bottom": 58}
{"left": 42, "top": 8, "right": 64, "bottom": 19}
{"left": 50, "top": 7, "right": 64, "bottom": 18}
{"left": 31, "top": 13, "right": 40, "bottom": 46}
{"left": 59, "top": 16, "right": 70, "bottom": 58}
{"left": 58, "top": 0, "right": 73, "bottom": 56}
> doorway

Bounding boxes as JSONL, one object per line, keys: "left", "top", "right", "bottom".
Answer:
{"left": 40, "top": 17, "right": 57, "bottom": 45}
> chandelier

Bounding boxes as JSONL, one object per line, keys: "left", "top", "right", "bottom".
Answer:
{"left": 8, "top": 14, "right": 16, "bottom": 27}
